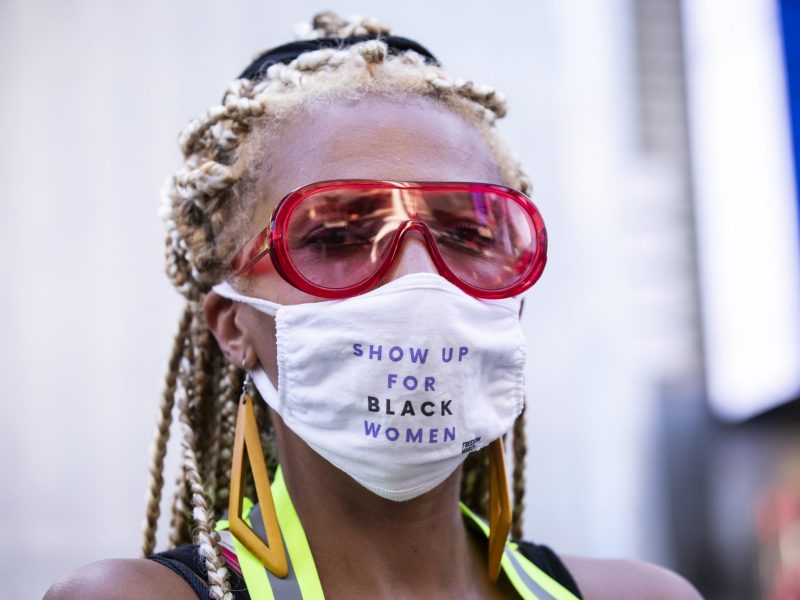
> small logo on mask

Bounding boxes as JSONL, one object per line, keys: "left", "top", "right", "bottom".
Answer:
{"left": 461, "top": 437, "right": 482, "bottom": 454}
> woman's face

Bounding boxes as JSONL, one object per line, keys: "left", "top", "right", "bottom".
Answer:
{"left": 208, "top": 94, "right": 506, "bottom": 378}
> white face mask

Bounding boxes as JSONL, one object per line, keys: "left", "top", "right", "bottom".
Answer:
{"left": 212, "top": 273, "right": 526, "bottom": 502}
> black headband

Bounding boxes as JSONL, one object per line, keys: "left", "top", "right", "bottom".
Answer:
{"left": 237, "top": 35, "right": 441, "bottom": 81}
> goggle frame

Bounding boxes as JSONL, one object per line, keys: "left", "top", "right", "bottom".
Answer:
{"left": 229, "top": 179, "right": 548, "bottom": 300}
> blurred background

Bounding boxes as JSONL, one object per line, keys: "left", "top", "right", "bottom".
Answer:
{"left": 2, "top": 1, "right": 799, "bottom": 598}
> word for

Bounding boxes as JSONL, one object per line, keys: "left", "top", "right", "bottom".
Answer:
{"left": 367, "top": 396, "right": 453, "bottom": 417}
{"left": 387, "top": 373, "right": 435, "bottom": 392}
{"left": 363, "top": 421, "right": 456, "bottom": 444}
{"left": 352, "top": 344, "right": 469, "bottom": 364}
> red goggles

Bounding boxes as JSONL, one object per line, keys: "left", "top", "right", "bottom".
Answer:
{"left": 230, "top": 180, "right": 547, "bottom": 299}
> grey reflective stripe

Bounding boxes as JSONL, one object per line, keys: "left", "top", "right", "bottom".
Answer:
{"left": 505, "top": 547, "right": 557, "bottom": 600}
{"left": 250, "top": 504, "right": 304, "bottom": 600}
{"left": 460, "top": 505, "right": 567, "bottom": 600}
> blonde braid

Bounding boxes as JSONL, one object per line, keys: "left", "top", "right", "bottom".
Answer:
{"left": 295, "top": 10, "right": 390, "bottom": 40}
{"left": 511, "top": 407, "right": 527, "bottom": 539}
{"left": 178, "top": 388, "right": 232, "bottom": 600}
{"left": 169, "top": 469, "right": 191, "bottom": 548}
{"left": 167, "top": 313, "right": 199, "bottom": 549}
{"left": 202, "top": 350, "right": 225, "bottom": 510}
{"left": 179, "top": 92, "right": 264, "bottom": 158}
{"left": 187, "top": 311, "right": 213, "bottom": 467}
{"left": 141, "top": 305, "right": 192, "bottom": 557}
{"left": 212, "top": 364, "right": 243, "bottom": 515}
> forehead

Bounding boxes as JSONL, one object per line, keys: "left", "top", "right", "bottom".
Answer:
{"left": 251, "top": 95, "right": 504, "bottom": 213}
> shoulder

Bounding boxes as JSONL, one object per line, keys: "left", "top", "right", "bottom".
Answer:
{"left": 43, "top": 558, "right": 200, "bottom": 600}
{"left": 561, "top": 554, "right": 703, "bottom": 600}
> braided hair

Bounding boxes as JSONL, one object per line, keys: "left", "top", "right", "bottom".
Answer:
{"left": 142, "top": 11, "right": 531, "bottom": 599}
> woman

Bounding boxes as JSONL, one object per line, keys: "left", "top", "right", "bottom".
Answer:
{"left": 45, "top": 12, "right": 702, "bottom": 600}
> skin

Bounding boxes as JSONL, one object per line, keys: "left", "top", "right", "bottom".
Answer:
{"left": 44, "top": 96, "right": 703, "bottom": 600}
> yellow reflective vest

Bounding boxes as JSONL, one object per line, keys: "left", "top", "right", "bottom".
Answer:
{"left": 216, "top": 469, "right": 580, "bottom": 600}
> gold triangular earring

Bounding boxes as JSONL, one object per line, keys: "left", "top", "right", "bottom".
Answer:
{"left": 487, "top": 437, "right": 512, "bottom": 582}
{"left": 228, "top": 374, "right": 289, "bottom": 578}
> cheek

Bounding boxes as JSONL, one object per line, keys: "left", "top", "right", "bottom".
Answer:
{"left": 244, "top": 270, "right": 329, "bottom": 305}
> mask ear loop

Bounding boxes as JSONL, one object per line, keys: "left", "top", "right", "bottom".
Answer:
{"left": 228, "top": 374, "right": 289, "bottom": 578}
{"left": 488, "top": 437, "right": 512, "bottom": 582}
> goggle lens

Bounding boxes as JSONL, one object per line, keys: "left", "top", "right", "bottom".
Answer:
{"left": 418, "top": 190, "right": 535, "bottom": 291}
{"left": 285, "top": 187, "right": 397, "bottom": 289}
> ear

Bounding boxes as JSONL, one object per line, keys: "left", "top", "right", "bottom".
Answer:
{"left": 203, "top": 291, "right": 258, "bottom": 369}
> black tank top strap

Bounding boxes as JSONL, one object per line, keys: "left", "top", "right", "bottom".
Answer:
{"left": 148, "top": 544, "right": 251, "bottom": 600}
{"left": 515, "top": 540, "right": 583, "bottom": 599}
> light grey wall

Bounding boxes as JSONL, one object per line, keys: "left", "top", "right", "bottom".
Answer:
{"left": 0, "top": 2, "right": 699, "bottom": 598}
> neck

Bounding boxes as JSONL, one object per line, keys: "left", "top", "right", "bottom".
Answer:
{"left": 275, "top": 418, "right": 493, "bottom": 599}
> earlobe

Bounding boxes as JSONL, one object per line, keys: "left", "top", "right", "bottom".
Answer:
{"left": 203, "top": 291, "right": 254, "bottom": 367}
